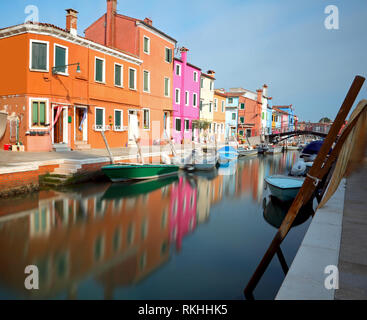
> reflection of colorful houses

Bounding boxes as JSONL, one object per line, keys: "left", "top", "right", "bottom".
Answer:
{"left": 0, "top": 181, "right": 172, "bottom": 299}
{"left": 169, "top": 176, "right": 197, "bottom": 251}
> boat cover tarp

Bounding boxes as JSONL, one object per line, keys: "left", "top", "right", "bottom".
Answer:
{"left": 302, "top": 140, "right": 324, "bottom": 155}
{"left": 265, "top": 176, "right": 305, "bottom": 189}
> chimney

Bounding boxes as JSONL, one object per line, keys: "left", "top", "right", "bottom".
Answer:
{"left": 263, "top": 84, "right": 268, "bottom": 97}
{"left": 144, "top": 17, "right": 153, "bottom": 26}
{"left": 106, "top": 0, "right": 117, "bottom": 47}
{"left": 256, "top": 89, "right": 263, "bottom": 103}
{"left": 66, "top": 9, "right": 78, "bottom": 36}
{"left": 180, "top": 47, "right": 189, "bottom": 64}
{"left": 207, "top": 70, "right": 215, "bottom": 77}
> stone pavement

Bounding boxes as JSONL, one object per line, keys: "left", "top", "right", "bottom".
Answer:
{"left": 335, "top": 161, "right": 367, "bottom": 299}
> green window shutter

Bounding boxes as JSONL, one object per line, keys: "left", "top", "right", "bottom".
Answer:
{"left": 143, "top": 71, "right": 149, "bottom": 91}
{"left": 165, "top": 78, "right": 169, "bottom": 96}
{"left": 232, "top": 113, "right": 236, "bottom": 120}
{"left": 129, "top": 69, "right": 135, "bottom": 89}
{"left": 115, "top": 110, "right": 121, "bottom": 127}
{"left": 95, "top": 59, "right": 103, "bottom": 82}
{"left": 96, "top": 109, "right": 103, "bottom": 126}
{"left": 32, "top": 102, "right": 38, "bottom": 125}
{"left": 176, "top": 118, "right": 181, "bottom": 131}
{"left": 55, "top": 46, "right": 66, "bottom": 73}
{"left": 39, "top": 102, "right": 46, "bottom": 125}
{"left": 144, "top": 37, "right": 149, "bottom": 53}
{"left": 166, "top": 48, "right": 172, "bottom": 63}
{"left": 32, "top": 42, "right": 47, "bottom": 70}
{"left": 115, "top": 65, "right": 121, "bottom": 86}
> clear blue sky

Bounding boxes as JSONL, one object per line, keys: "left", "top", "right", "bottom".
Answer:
{"left": 1, "top": 0, "right": 366, "bottom": 122}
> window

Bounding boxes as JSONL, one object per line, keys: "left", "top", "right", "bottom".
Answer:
{"left": 175, "top": 88, "right": 180, "bottom": 104}
{"left": 165, "top": 47, "right": 172, "bottom": 63}
{"left": 185, "top": 91, "right": 189, "bottom": 106}
{"left": 54, "top": 44, "right": 68, "bottom": 75}
{"left": 143, "top": 36, "right": 150, "bottom": 54}
{"left": 200, "top": 78, "right": 204, "bottom": 88}
{"left": 209, "top": 102, "right": 212, "bottom": 113}
{"left": 214, "top": 99, "right": 218, "bottom": 112}
{"left": 185, "top": 120, "right": 190, "bottom": 132}
{"left": 175, "top": 118, "right": 181, "bottom": 131}
{"left": 240, "top": 103, "right": 245, "bottom": 109}
{"left": 31, "top": 101, "right": 47, "bottom": 127}
{"left": 143, "top": 70, "right": 150, "bottom": 92}
{"left": 164, "top": 77, "right": 170, "bottom": 97}
{"left": 228, "top": 98, "right": 233, "bottom": 104}
{"left": 95, "top": 107, "right": 105, "bottom": 131}
{"left": 114, "top": 109, "right": 123, "bottom": 131}
{"left": 175, "top": 64, "right": 181, "bottom": 76}
{"left": 30, "top": 40, "right": 49, "bottom": 71}
{"left": 129, "top": 68, "right": 137, "bottom": 90}
{"left": 240, "top": 116, "right": 245, "bottom": 124}
{"left": 239, "top": 130, "right": 244, "bottom": 136}
{"left": 193, "top": 71, "right": 198, "bottom": 82}
{"left": 262, "top": 112, "right": 264, "bottom": 119}
{"left": 221, "top": 101, "right": 225, "bottom": 112}
{"left": 221, "top": 123, "right": 224, "bottom": 133}
{"left": 200, "top": 100, "right": 203, "bottom": 111}
{"left": 143, "top": 109, "right": 150, "bottom": 130}
{"left": 95, "top": 57, "right": 105, "bottom": 83}
{"left": 193, "top": 93, "right": 197, "bottom": 107}
{"left": 232, "top": 113, "right": 236, "bottom": 120}
{"left": 114, "top": 64, "right": 123, "bottom": 87}
{"left": 210, "top": 81, "right": 214, "bottom": 90}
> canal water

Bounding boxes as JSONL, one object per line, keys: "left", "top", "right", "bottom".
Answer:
{"left": 0, "top": 151, "right": 313, "bottom": 300}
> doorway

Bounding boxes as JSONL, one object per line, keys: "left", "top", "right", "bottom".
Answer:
{"left": 53, "top": 108, "right": 65, "bottom": 144}
{"left": 75, "top": 106, "right": 88, "bottom": 142}
{"left": 128, "top": 110, "right": 139, "bottom": 142}
{"left": 163, "top": 111, "right": 170, "bottom": 138}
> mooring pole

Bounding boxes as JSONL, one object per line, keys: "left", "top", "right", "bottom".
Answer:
{"left": 100, "top": 131, "right": 114, "bottom": 164}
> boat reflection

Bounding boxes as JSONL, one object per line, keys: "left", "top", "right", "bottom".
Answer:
{"left": 262, "top": 195, "right": 314, "bottom": 229}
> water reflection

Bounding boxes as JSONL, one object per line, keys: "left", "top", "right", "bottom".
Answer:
{"left": 0, "top": 151, "right": 311, "bottom": 300}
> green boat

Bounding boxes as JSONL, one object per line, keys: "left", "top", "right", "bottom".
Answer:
{"left": 101, "top": 163, "right": 180, "bottom": 182}
{"left": 102, "top": 176, "right": 178, "bottom": 199}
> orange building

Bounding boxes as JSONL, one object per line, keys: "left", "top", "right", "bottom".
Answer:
{"left": 0, "top": 10, "right": 143, "bottom": 152}
{"left": 85, "top": 0, "right": 176, "bottom": 145}
{"left": 213, "top": 90, "right": 226, "bottom": 142}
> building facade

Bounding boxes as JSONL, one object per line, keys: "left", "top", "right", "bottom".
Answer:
{"left": 172, "top": 48, "right": 201, "bottom": 143}
{"left": 85, "top": 0, "right": 176, "bottom": 145}
{"left": 0, "top": 12, "right": 143, "bottom": 152}
{"left": 199, "top": 71, "right": 215, "bottom": 141}
{"left": 213, "top": 90, "right": 226, "bottom": 142}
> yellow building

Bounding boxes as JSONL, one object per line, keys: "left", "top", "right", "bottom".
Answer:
{"left": 213, "top": 90, "right": 227, "bottom": 143}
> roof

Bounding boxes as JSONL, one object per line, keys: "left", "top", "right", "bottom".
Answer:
{"left": 173, "top": 58, "right": 202, "bottom": 71}
{"left": 214, "top": 90, "right": 227, "bottom": 98}
{"left": 201, "top": 73, "right": 216, "bottom": 80}
{"left": 273, "top": 107, "right": 289, "bottom": 115}
{"left": 0, "top": 22, "right": 141, "bottom": 62}
{"left": 136, "top": 18, "right": 177, "bottom": 43}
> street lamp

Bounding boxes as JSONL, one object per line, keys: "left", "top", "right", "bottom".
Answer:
{"left": 52, "top": 62, "right": 81, "bottom": 75}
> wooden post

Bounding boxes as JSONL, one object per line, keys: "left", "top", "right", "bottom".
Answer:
{"left": 244, "top": 75, "right": 365, "bottom": 298}
{"left": 100, "top": 131, "right": 114, "bottom": 164}
{"left": 134, "top": 135, "right": 145, "bottom": 164}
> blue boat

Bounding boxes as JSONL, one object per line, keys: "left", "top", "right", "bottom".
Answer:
{"left": 265, "top": 175, "right": 305, "bottom": 202}
{"left": 218, "top": 146, "right": 238, "bottom": 166}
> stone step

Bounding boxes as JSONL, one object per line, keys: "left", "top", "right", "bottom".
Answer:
{"left": 53, "top": 144, "right": 71, "bottom": 152}
{"left": 59, "top": 163, "right": 82, "bottom": 170}
{"left": 74, "top": 144, "right": 91, "bottom": 150}
{"left": 53, "top": 167, "right": 78, "bottom": 175}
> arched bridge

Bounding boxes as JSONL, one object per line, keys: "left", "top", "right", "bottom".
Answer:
{"left": 268, "top": 130, "right": 327, "bottom": 144}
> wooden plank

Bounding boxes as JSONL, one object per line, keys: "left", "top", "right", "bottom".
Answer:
{"left": 244, "top": 75, "right": 365, "bottom": 298}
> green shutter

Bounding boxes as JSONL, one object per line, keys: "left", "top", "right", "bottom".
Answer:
{"left": 115, "top": 110, "right": 121, "bottom": 127}
{"left": 96, "top": 109, "right": 103, "bottom": 126}
{"left": 144, "top": 37, "right": 149, "bottom": 53}
{"left": 32, "top": 42, "right": 47, "bottom": 70}
{"left": 55, "top": 46, "right": 66, "bottom": 73}
{"left": 165, "top": 78, "right": 169, "bottom": 96}
{"left": 176, "top": 118, "right": 181, "bottom": 131}
{"left": 115, "top": 65, "right": 121, "bottom": 86}
{"left": 95, "top": 59, "right": 103, "bottom": 82}
{"left": 143, "top": 71, "right": 149, "bottom": 92}
{"left": 32, "top": 102, "right": 38, "bottom": 125}
{"left": 129, "top": 69, "right": 135, "bottom": 89}
{"left": 39, "top": 102, "right": 46, "bottom": 125}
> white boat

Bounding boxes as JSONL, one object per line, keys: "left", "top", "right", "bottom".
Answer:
{"left": 265, "top": 175, "right": 305, "bottom": 202}
{"left": 191, "top": 150, "right": 218, "bottom": 171}
{"left": 238, "top": 147, "right": 258, "bottom": 157}
{"left": 265, "top": 145, "right": 283, "bottom": 155}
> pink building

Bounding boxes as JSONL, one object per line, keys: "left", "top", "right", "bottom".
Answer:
{"left": 169, "top": 176, "right": 197, "bottom": 251}
{"left": 172, "top": 47, "right": 201, "bottom": 143}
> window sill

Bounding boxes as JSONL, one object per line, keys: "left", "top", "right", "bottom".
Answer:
{"left": 95, "top": 81, "right": 106, "bottom": 85}
{"left": 53, "top": 72, "right": 69, "bottom": 77}
{"left": 30, "top": 68, "right": 49, "bottom": 73}
{"left": 129, "top": 88, "right": 137, "bottom": 91}
{"left": 115, "top": 85, "right": 124, "bottom": 88}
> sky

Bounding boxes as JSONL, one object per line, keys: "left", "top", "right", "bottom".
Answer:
{"left": 0, "top": 0, "right": 366, "bottom": 122}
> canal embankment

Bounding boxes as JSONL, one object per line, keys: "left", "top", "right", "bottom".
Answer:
{"left": 276, "top": 158, "right": 367, "bottom": 300}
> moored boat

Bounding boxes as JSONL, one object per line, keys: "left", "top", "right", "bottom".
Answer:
{"left": 218, "top": 146, "right": 238, "bottom": 165}
{"left": 265, "top": 145, "right": 283, "bottom": 155}
{"left": 238, "top": 147, "right": 258, "bottom": 157}
{"left": 257, "top": 144, "right": 269, "bottom": 154}
{"left": 265, "top": 175, "right": 305, "bottom": 202}
{"left": 102, "top": 163, "right": 179, "bottom": 182}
